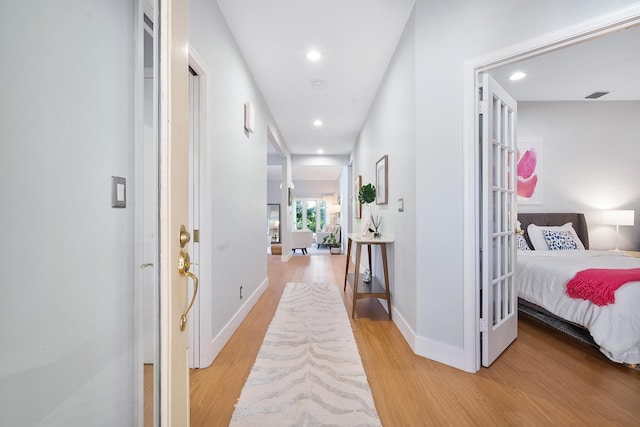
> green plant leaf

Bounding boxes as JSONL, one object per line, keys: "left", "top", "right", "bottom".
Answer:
{"left": 358, "top": 183, "right": 376, "bottom": 204}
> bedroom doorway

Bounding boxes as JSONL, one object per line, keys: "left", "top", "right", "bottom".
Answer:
{"left": 464, "top": 9, "right": 640, "bottom": 372}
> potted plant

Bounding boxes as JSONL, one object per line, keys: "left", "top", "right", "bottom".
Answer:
{"left": 358, "top": 183, "right": 382, "bottom": 238}
{"left": 322, "top": 232, "right": 341, "bottom": 254}
{"left": 358, "top": 183, "right": 376, "bottom": 205}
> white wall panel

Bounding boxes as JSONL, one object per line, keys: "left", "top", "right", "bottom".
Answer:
{"left": 0, "top": 0, "right": 136, "bottom": 424}
{"left": 190, "top": 0, "right": 286, "bottom": 366}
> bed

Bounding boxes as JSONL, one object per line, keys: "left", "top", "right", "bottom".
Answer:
{"left": 517, "top": 213, "right": 640, "bottom": 366}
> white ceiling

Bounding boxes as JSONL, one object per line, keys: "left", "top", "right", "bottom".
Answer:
{"left": 490, "top": 25, "right": 640, "bottom": 101}
{"left": 217, "top": 0, "right": 415, "bottom": 182}
{"left": 216, "top": 1, "right": 639, "bottom": 182}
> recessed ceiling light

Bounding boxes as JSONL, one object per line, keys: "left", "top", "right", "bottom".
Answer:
{"left": 317, "top": 149, "right": 324, "bottom": 154}
{"left": 509, "top": 71, "right": 527, "bottom": 81}
{"left": 313, "top": 120, "right": 323, "bottom": 127}
{"left": 306, "top": 50, "right": 321, "bottom": 61}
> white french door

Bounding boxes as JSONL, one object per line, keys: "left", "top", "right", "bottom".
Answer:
{"left": 480, "top": 73, "right": 518, "bottom": 367}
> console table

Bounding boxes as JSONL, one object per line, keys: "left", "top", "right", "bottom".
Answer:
{"left": 343, "top": 233, "right": 393, "bottom": 319}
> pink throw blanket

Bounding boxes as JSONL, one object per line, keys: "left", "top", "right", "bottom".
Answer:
{"left": 566, "top": 268, "right": 640, "bottom": 306}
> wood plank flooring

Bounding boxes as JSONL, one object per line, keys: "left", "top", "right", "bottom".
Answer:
{"left": 190, "top": 254, "right": 640, "bottom": 426}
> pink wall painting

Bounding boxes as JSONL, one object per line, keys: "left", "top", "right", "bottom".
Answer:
{"left": 517, "top": 137, "right": 542, "bottom": 204}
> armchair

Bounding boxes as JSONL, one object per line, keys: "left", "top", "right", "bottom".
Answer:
{"left": 290, "top": 229, "right": 313, "bottom": 254}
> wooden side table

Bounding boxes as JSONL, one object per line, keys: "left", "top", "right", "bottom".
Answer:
{"left": 343, "top": 233, "right": 393, "bottom": 319}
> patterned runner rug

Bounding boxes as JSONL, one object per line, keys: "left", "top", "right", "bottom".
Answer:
{"left": 230, "top": 282, "right": 382, "bottom": 426}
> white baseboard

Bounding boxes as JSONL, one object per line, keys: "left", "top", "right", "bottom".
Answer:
{"left": 391, "top": 303, "right": 471, "bottom": 373}
{"left": 390, "top": 305, "right": 416, "bottom": 350}
{"left": 202, "top": 277, "right": 269, "bottom": 367}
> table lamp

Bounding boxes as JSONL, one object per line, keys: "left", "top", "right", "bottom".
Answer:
{"left": 602, "top": 209, "right": 635, "bottom": 251}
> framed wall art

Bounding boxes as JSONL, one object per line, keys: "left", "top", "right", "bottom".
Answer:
{"left": 517, "top": 138, "right": 543, "bottom": 205}
{"left": 376, "top": 155, "right": 388, "bottom": 205}
{"left": 353, "top": 175, "right": 362, "bottom": 219}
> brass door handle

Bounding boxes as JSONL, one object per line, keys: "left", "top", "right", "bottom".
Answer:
{"left": 179, "top": 271, "right": 199, "bottom": 332}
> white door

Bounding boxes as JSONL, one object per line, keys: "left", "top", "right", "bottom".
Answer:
{"left": 159, "top": 0, "right": 192, "bottom": 424}
{"left": 480, "top": 73, "right": 518, "bottom": 367}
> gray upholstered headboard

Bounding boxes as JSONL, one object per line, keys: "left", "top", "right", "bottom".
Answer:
{"left": 518, "top": 212, "right": 589, "bottom": 249}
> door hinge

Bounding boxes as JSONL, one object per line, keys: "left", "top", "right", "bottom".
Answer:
{"left": 478, "top": 100, "right": 486, "bottom": 114}
{"left": 479, "top": 318, "right": 488, "bottom": 333}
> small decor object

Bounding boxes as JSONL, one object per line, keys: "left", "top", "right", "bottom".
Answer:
{"left": 376, "top": 155, "right": 388, "bottom": 205}
{"left": 361, "top": 219, "right": 373, "bottom": 238}
{"left": 370, "top": 216, "right": 382, "bottom": 239}
{"left": 363, "top": 268, "right": 371, "bottom": 283}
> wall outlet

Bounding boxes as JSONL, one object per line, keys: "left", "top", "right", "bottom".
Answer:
{"left": 240, "top": 285, "right": 243, "bottom": 300}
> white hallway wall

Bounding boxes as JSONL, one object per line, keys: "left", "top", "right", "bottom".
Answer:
{"left": 355, "top": 0, "right": 640, "bottom": 370}
{"left": 0, "top": 0, "right": 137, "bottom": 424}
{"left": 352, "top": 11, "right": 417, "bottom": 330}
{"left": 190, "top": 0, "right": 287, "bottom": 366}
{"left": 518, "top": 101, "right": 640, "bottom": 251}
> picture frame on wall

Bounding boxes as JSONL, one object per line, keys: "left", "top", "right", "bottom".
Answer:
{"left": 353, "top": 175, "right": 362, "bottom": 219}
{"left": 517, "top": 137, "right": 543, "bottom": 205}
{"left": 376, "top": 155, "right": 388, "bottom": 205}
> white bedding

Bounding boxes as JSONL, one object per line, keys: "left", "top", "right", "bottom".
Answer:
{"left": 517, "top": 250, "right": 640, "bottom": 364}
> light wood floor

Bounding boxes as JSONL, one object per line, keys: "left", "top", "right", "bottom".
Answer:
{"left": 190, "top": 254, "right": 640, "bottom": 426}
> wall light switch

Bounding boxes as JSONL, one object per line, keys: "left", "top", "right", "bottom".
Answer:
{"left": 112, "top": 176, "right": 126, "bottom": 208}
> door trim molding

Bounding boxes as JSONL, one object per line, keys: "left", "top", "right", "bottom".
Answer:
{"left": 462, "top": 4, "right": 640, "bottom": 373}
{"left": 187, "top": 45, "right": 210, "bottom": 368}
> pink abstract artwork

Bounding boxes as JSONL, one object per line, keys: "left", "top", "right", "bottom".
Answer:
{"left": 517, "top": 148, "right": 538, "bottom": 198}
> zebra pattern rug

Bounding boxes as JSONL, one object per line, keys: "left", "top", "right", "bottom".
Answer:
{"left": 230, "top": 282, "right": 382, "bottom": 426}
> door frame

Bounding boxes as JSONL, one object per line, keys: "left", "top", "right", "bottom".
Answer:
{"left": 462, "top": 5, "right": 640, "bottom": 373}
{"left": 187, "top": 45, "right": 211, "bottom": 369}
{"left": 134, "top": 0, "right": 158, "bottom": 425}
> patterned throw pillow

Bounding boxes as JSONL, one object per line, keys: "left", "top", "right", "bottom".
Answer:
{"left": 542, "top": 229, "right": 578, "bottom": 250}
{"left": 517, "top": 234, "right": 531, "bottom": 251}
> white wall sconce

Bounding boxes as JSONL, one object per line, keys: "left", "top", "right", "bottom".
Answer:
{"left": 244, "top": 102, "right": 254, "bottom": 133}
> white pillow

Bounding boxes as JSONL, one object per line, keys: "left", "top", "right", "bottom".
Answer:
{"left": 527, "top": 222, "right": 585, "bottom": 250}
{"left": 542, "top": 229, "right": 579, "bottom": 250}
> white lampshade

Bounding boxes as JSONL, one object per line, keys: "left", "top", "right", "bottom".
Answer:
{"left": 602, "top": 210, "right": 635, "bottom": 226}
{"left": 328, "top": 205, "right": 342, "bottom": 214}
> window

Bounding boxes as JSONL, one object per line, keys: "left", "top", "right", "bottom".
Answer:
{"left": 295, "top": 199, "right": 327, "bottom": 232}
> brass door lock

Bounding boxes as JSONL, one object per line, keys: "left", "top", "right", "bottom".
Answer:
{"left": 179, "top": 225, "right": 191, "bottom": 248}
{"left": 178, "top": 249, "right": 191, "bottom": 275}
